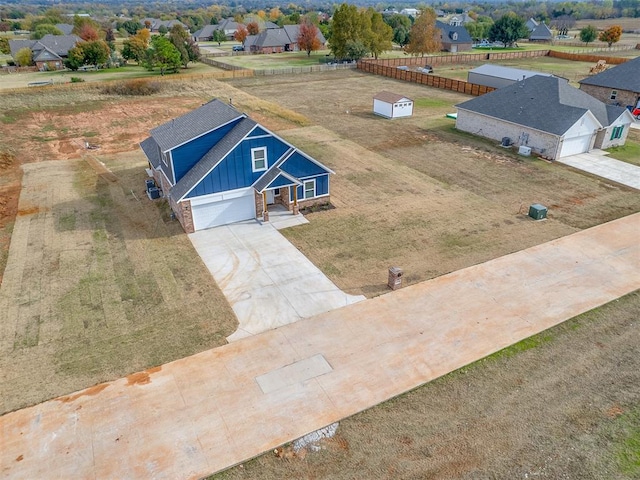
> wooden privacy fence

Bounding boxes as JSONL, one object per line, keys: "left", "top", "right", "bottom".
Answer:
{"left": 358, "top": 61, "right": 495, "bottom": 96}
{"left": 547, "top": 50, "right": 631, "bottom": 65}
{"left": 362, "top": 49, "right": 549, "bottom": 68}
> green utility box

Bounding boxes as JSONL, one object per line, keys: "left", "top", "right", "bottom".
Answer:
{"left": 529, "top": 203, "right": 547, "bottom": 220}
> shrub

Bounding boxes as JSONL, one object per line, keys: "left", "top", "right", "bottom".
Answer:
{"left": 102, "top": 79, "right": 162, "bottom": 96}
{"left": 70, "top": 77, "right": 85, "bottom": 83}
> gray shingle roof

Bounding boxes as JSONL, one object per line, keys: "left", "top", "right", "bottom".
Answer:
{"left": 170, "top": 117, "right": 257, "bottom": 201}
{"left": 193, "top": 25, "right": 217, "bottom": 38}
{"left": 456, "top": 76, "right": 626, "bottom": 136}
{"left": 529, "top": 23, "right": 552, "bottom": 40}
{"left": 282, "top": 24, "right": 326, "bottom": 44}
{"left": 140, "top": 137, "right": 161, "bottom": 168}
{"left": 38, "top": 34, "right": 82, "bottom": 56}
{"left": 55, "top": 23, "right": 74, "bottom": 35}
{"left": 578, "top": 56, "right": 640, "bottom": 93}
{"left": 150, "top": 99, "right": 244, "bottom": 152}
{"left": 436, "top": 21, "right": 473, "bottom": 44}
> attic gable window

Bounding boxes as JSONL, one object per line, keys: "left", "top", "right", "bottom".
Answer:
{"left": 251, "top": 147, "right": 267, "bottom": 172}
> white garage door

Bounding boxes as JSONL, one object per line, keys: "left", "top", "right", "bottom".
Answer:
{"left": 191, "top": 190, "right": 255, "bottom": 231}
{"left": 560, "top": 134, "right": 592, "bottom": 158}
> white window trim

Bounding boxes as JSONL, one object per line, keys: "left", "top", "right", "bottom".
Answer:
{"left": 251, "top": 147, "right": 267, "bottom": 172}
{"left": 610, "top": 90, "right": 618, "bottom": 100}
{"left": 303, "top": 179, "right": 316, "bottom": 199}
{"left": 162, "top": 151, "right": 169, "bottom": 166}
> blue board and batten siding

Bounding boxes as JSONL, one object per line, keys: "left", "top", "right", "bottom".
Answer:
{"left": 290, "top": 174, "right": 329, "bottom": 201}
{"left": 171, "top": 119, "right": 242, "bottom": 183}
{"left": 281, "top": 152, "right": 327, "bottom": 178}
{"left": 245, "top": 126, "right": 269, "bottom": 138}
{"left": 186, "top": 135, "right": 290, "bottom": 199}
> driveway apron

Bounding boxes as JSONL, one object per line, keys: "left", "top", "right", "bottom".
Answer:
{"left": 2, "top": 214, "right": 639, "bottom": 480}
{"left": 189, "top": 220, "right": 365, "bottom": 342}
{"left": 557, "top": 152, "right": 640, "bottom": 190}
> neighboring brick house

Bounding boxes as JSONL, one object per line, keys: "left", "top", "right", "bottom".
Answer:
{"left": 578, "top": 56, "right": 640, "bottom": 114}
{"left": 140, "top": 100, "right": 334, "bottom": 232}
{"left": 244, "top": 25, "right": 326, "bottom": 53}
{"left": 455, "top": 76, "right": 633, "bottom": 160}
{"left": 9, "top": 34, "right": 81, "bottom": 70}
{"left": 436, "top": 21, "right": 473, "bottom": 52}
{"left": 140, "top": 18, "right": 189, "bottom": 33}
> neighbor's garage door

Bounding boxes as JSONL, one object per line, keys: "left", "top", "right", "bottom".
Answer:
{"left": 191, "top": 190, "right": 255, "bottom": 231}
{"left": 560, "top": 134, "right": 592, "bottom": 157}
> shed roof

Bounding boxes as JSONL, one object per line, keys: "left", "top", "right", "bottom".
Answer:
{"left": 529, "top": 22, "right": 552, "bottom": 40}
{"left": 140, "top": 137, "right": 161, "bottom": 168}
{"left": 578, "top": 56, "right": 640, "bottom": 93}
{"left": 150, "top": 99, "right": 243, "bottom": 152}
{"left": 456, "top": 76, "right": 626, "bottom": 136}
{"left": 374, "top": 91, "right": 412, "bottom": 103}
{"left": 469, "top": 64, "right": 552, "bottom": 81}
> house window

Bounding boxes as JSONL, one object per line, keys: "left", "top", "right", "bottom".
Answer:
{"left": 303, "top": 179, "right": 316, "bottom": 199}
{"left": 251, "top": 147, "right": 267, "bottom": 172}
{"left": 610, "top": 90, "right": 618, "bottom": 100}
{"left": 162, "top": 151, "right": 168, "bottom": 166}
{"left": 274, "top": 188, "right": 280, "bottom": 195}
{"left": 610, "top": 125, "right": 624, "bottom": 140}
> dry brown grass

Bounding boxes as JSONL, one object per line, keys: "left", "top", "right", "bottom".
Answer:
{"left": 233, "top": 70, "right": 640, "bottom": 297}
{"left": 0, "top": 154, "right": 237, "bottom": 414}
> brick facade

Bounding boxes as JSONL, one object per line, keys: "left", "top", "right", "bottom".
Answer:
{"left": 456, "top": 110, "right": 561, "bottom": 160}
{"left": 579, "top": 84, "right": 639, "bottom": 109}
{"left": 170, "top": 197, "right": 195, "bottom": 233}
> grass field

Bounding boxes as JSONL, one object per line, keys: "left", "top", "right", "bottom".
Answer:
{"left": 231, "top": 70, "right": 640, "bottom": 297}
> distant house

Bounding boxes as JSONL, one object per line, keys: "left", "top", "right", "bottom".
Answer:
{"left": 9, "top": 34, "right": 81, "bottom": 70}
{"left": 55, "top": 23, "right": 74, "bottom": 35}
{"left": 245, "top": 25, "right": 325, "bottom": 53}
{"left": 192, "top": 25, "right": 218, "bottom": 42}
{"left": 529, "top": 22, "right": 553, "bottom": 42}
{"left": 578, "top": 56, "right": 640, "bottom": 112}
{"left": 448, "top": 13, "right": 473, "bottom": 26}
{"left": 140, "top": 99, "right": 334, "bottom": 232}
{"left": 467, "top": 64, "right": 553, "bottom": 89}
{"left": 526, "top": 18, "right": 539, "bottom": 32}
{"left": 373, "top": 92, "right": 414, "bottom": 119}
{"left": 436, "top": 21, "right": 473, "bottom": 52}
{"left": 455, "top": 76, "right": 633, "bottom": 159}
{"left": 400, "top": 8, "right": 419, "bottom": 16}
{"left": 213, "top": 18, "right": 243, "bottom": 40}
{"left": 141, "top": 18, "right": 189, "bottom": 33}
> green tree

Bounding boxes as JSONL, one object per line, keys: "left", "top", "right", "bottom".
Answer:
{"left": 366, "top": 9, "right": 392, "bottom": 59}
{"left": 465, "top": 20, "right": 493, "bottom": 41}
{"left": 598, "top": 25, "right": 622, "bottom": 47}
{"left": 393, "top": 25, "right": 410, "bottom": 48}
{"left": 345, "top": 40, "right": 368, "bottom": 61}
{"left": 121, "top": 20, "right": 143, "bottom": 35}
{"left": 212, "top": 29, "right": 226, "bottom": 45}
{"left": 64, "top": 44, "right": 85, "bottom": 70}
{"left": 405, "top": 8, "right": 441, "bottom": 57}
{"left": 144, "top": 35, "right": 181, "bottom": 75}
{"left": 579, "top": 25, "right": 597, "bottom": 45}
{"left": 82, "top": 40, "right": 110, "bottom": 67}
{"left": 121, "top": 28, "right": 150, "bottom": 64}
{"left": 32, "top": 24, "right": 63, "bottom": 40}
{"left": 330, "top": 3, "right": 368, "bottom": 60}
{"left": 158, "top": 25, "right": 168, "bottom": 35}
{"left": 15, "top": 47, "right": 33, "bottom": 67}
{"left": 169, "top": 24, "right": 200, "bottom": 68}
{"left": 0, "top": 37, "right": 10, "bottom": 55}
{"left": 488, "top": 13, "right": 529, "bottom": 47}
{"left": 297, "top": 18, "right": 322, "bottom": 56}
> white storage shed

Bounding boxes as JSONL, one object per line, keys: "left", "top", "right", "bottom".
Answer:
{"left": 373, "top": 91, "right": 414, "bottom": 119}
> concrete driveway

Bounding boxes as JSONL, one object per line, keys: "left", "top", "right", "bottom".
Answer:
{"left": 189, "top": 215, "right": 365, "bottom": 342}
{"left": 557, "top": 151, "right": 640, "bottom": 190}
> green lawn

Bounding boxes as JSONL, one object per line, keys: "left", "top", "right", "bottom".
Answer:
{"left": 211, "top": 51, "right": 332, "bottom": 69}
{"left": 607, "top": 135, "right": 640, "bottom": 166}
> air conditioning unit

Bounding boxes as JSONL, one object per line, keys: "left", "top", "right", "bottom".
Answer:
{"left": 519, "top": 145, "right": 532, "bottom": 156}
{"left": 147, "top": 187, "right": 161, "bottom": 200}
{"left": 501, "top": 137, "right": 512, "bottom": 147}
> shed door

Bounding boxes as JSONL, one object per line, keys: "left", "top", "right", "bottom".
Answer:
{"left": 560, "top": 134, "right": 592, "bottom": 157}
{"left": 191, "top": 192, "right": 255, "bottom": 231}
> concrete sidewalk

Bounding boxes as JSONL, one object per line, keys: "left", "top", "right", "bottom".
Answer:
{"left": 2, "top": 214, "right": 639, "bottom": 480}
{"left": 557, "top": 151, "right": 640, "bottom": 190}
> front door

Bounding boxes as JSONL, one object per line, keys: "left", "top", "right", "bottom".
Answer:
{"left": 266, "top": 190, "right": 275, "bottom": 205}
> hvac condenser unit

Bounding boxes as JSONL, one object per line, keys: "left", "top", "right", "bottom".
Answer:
{"left": 518, "top": 146, "right": 532, "bottom": 156}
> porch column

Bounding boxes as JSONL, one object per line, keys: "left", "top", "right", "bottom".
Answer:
{"left": 293, "top": 185, "right": 299, "bottom": 215}
{"left": 262, "top": 191, "right": 269, "bottom": 222}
